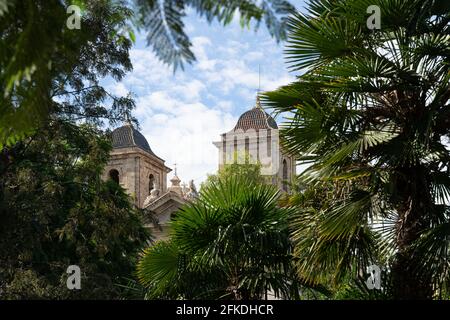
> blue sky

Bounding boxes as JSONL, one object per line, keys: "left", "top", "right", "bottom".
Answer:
{"left": 106, "top": 0, "right": 306, "bottom": 186}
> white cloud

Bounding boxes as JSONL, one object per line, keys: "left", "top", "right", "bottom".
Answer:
{"left": 244, "top": 51, "right": 264, "bottom": 61}
{"left": 109, "top": 82, "right": 129, "bottom": 97}
{"left": 197, "top": 59, "right": 217, "bottom": 71}
{"left": 192, "top": 36, "right": 212, "bottom": 48}
{"left": 172, "top": 79, "right": 206, "bottom": 102}
{"left": 216, "top": 100, "right": 233, "bottom": 112}
{"left": 192, "top": 36, "right": 217, "bottom": 71}
{"left": 126, "top": 48, "right": 176, "bottom": 88}
{"left": 138, "top": 98, "right": 237, "bottom": 184}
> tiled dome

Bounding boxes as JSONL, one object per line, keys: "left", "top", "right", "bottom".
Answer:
{"left": 111, "top": 122, "right": 155, "bottom": 155}
{"left": 233, "top": 97, "right": 278, "bottom": 131}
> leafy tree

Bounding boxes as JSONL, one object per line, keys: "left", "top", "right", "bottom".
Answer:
{"left": 0, "top": 0, "right": 150, "bottom": 299}
{"left": 1, "top": 0, "right": 295, "bottom": 150}
{"left": 263, "top": 0, "right": 450, "bottom": 299}
{"left": 0, "top": 0, "right": 137, "bottom": 149}
{"left": 0, "top": 120, "right": 150, "bottom": 299}
{"left": 202, "top": 160, "right": 265, "bottom": 189}
{"left": 137, "top": 176, "right": 303, "bottom": 299}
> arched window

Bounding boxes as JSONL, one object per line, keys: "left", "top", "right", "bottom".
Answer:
{"left": 282, "top": 159, "right": 288, "bottom": 191}
{"left": 109, "top": 169, "right": 119, "bottom": 184}
{"left": 149, "top": 174, "right": 155, "bottom": 194}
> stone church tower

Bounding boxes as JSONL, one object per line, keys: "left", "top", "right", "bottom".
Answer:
{"left": 102, "top": 121, "right": 171, "bottom": 208}
{"left": 103, "top": 121, "right": 199, "bottom": 240}
{"left": 213, "top": 96, "right": 296, "bottom": 192}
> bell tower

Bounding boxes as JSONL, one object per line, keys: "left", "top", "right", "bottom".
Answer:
{"left": 213, "top": 95, "right": 296, "bottom": 192}
{"left": 103, "top": 121, "right": 171, "bottom": 208}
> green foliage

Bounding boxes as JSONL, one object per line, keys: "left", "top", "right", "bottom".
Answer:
{"left": 332, "top": 275, "right": 391, "bottom": 300}
{"left": 0, "top": 1, "right": 149, "bottom": 299}
{"left": 202, "top": 159, "right": 265, "bottom": 190}
{"left": 264, "top": 0, "right": 450, "bottom": 299}
{"left": 137, "top": 176, "right": 305, "bottom": 299}
{"left": 0, "top": 120, "right": 150, "bottom": 299}
{"left": 0, "top": 0, "right": 135, "bottom": 153}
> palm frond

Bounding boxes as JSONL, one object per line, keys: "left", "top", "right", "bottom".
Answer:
{"left": 186, "top": 0, "right": 262, "bottom": 26}
{"left": 134, "top": 0, "right": 194, "bottom": 71}
{"left": 412, "top": 218, "right": 450, "bottom": 294}
{"left": 137, "top": 241, "right": 180, "bottom": 288}
{"left": 259, "top": 0, "right": 297, "bottom": 42}
{"left": 0, "top": 0, "right": 10, "bottom": 16}
{"left": 138, "top": 176, "right": 298, "bottom": 299}
{"left": 291, "top": 206, "right": 378, "bottom": 286}
{"left": 320, "top": 190, "right": 373, "bottom": 241}
{"left": 134, "top": 0, "right": 296, "bottom": 71}
{"left": 285, "top": 11, "right": 363, "bottom": 71}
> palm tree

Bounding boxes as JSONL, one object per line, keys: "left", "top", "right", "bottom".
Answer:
{"left": 263, "top": 0, "right": 450, "bottom": 299}
{"left": 137, "top": 176, "right": 300, "bottom": 299}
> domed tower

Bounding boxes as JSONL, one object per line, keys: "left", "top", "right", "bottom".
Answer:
{"left": 213, "top": 96, "right": 296, "bottom": 192}
{"left": 103, "top": 121, "right": 171, "bottom": 208}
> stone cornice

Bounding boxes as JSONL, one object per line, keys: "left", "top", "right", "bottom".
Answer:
{"left": 110, "top": 146, "right": 171, "bottom": 173}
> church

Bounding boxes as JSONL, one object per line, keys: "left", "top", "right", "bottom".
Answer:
{"left": 102, "top": 120, "right": 198, "bottom": 240}
{"left": 213, "top": 95, "right": 296, "bottom": 192}
{"left": 102, "top": 95, "right": 295, "bottom": 239}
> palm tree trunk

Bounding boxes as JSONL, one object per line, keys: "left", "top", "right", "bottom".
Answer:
{"left": 390, "top": 166, "right": 433, "bottom": 299}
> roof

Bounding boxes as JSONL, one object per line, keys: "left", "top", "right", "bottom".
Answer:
{"left": 232, "top": 97, "right": 278, "bottom": 131}
{"left": 143, "top": 190, "right": 187, "bottom": 212}
{"left": 111, "top": 123, "right": 155, "bottom": 155}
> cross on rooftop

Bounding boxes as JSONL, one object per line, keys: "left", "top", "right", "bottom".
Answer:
{"left": 173, "top": 163, "right": 177, "bottom": 176}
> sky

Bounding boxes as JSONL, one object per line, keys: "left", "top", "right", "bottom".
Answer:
{"left": 106, "top": 1, "right": 306, "bottom": 187}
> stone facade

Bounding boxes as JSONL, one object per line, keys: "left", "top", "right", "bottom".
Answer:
{"left": 213, "top": 96, "right": 296, "bottom": 192}
{"left": 103, "top": 146, "right": 171, "bottom": 208}
{"left": 143, "top": 191, "right": 186, "bottom": 241}
{"left": 103, "top": 122, "right": 198, "bottom": 241}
